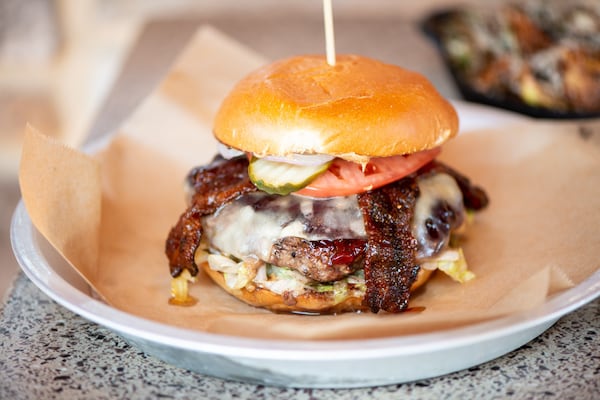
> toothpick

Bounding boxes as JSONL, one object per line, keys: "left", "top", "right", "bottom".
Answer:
{"left": 323, "top": 0, "right": 336, "bottom": 66}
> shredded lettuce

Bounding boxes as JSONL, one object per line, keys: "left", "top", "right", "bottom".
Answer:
{"left": 310, "top": 283, "right": 334, "bottom": 293}
{"left": 333, "top": 281, "right": 349, "bottom": 304}
{"left": 259, "top": 264, "right": 365, "bottom": 302}
{"left": 207, "top": 244, "right": 476, "bottom": 302}
{"left": 208, "top": 254, "right": 258, "bottom": 289}
{"left": 259, "top": 264, "right": 308, "bottom": 296}
{"left": 207, "top": 254, "right": 239, "bottom": 273}
{"left": 421, "top": 247, "right": 475, "bottom": 283}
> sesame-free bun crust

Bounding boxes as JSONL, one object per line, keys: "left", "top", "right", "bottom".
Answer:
{"left": 213, "top": 54, "right": 458, "bottom": 162}
{"left": 202, "top": 262, "right": 433, "bottom": 314}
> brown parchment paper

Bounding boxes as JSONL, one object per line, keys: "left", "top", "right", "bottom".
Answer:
{"left": 19, "top": 26, "right": 600, "bottom": 340}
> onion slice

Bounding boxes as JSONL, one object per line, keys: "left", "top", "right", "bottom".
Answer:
{"left": 260, "top": 153, "right": 335, "bottom": 166}
{"left": 217, "top": 142, "right": 245, "bottom": 159}
{"left": 218, "top": 142, "right": 335, "bottom": 166}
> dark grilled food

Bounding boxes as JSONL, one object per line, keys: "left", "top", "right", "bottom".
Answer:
{"left": 424, "top": 0, "right": 600, "bottom": 117}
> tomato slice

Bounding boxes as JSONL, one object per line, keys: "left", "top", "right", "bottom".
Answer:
{"left": 295, "top": 147, "right": 441, "bottom": 197}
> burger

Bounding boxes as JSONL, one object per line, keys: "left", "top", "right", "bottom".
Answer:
{"left": 165, "top": 54, "right": 488, "bottom": 314}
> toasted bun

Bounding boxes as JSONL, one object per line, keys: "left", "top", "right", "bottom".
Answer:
{"left": 202, "top": 262, "right": 433, "bottom": 314}
{"left": 213, "top": 54, "right": 458, "bottom": 163}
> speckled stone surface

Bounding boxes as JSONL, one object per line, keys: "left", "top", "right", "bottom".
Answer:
{"left": 1, "top": 273, "right": 598, "bottom": 400}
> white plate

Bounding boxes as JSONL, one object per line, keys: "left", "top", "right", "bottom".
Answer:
{"left": 10, "top": 102, "right": 600, "bottom": 388}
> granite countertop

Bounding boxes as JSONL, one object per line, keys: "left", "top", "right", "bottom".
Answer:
{"left": 1, "top": 274, "right": 598, "bottom": 398}
{"left": 2, "top": 10, "right": 600, "bottom": 399}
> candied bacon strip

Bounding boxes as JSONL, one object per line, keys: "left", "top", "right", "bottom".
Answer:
{"left": 166, "top": 207, "right": 203, "bottom": 277}
{"left": 165, "top": 157, "right": 256, "bottom": 277}
{"left": 357, "top": 177, "right": 420, "bottom": 313}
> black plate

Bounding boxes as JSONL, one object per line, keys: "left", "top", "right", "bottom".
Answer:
{"left": 421, "top": 9, "right": 600, "bottom": 120}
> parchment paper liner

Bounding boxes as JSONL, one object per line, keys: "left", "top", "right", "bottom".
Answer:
{"left": 19, "top": 26, "right": 600, "bottom": 340}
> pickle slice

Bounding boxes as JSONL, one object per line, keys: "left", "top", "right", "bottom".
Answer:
{"left": 248, "top": 157, "right": 331, "bottom": 195}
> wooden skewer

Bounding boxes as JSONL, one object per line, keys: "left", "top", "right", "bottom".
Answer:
{"left": 323, "top": 0, "right": 336, "bottom": 66}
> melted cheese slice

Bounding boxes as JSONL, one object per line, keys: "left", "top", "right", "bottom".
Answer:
{"left": 202, "top": 173, "right": 464, "bottom": 262}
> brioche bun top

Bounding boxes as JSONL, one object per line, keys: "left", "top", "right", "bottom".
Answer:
{"left": 213, "top": 54, "right": 458, "bottom": 163}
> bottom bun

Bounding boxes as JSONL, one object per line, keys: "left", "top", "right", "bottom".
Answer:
{"left": 202, "top": 263, "right": 433, "bottom": 314}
